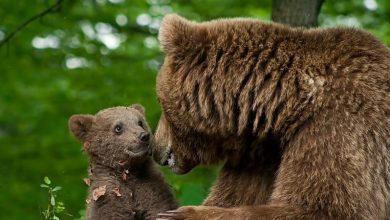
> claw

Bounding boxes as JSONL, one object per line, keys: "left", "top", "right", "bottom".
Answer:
{"left": 157, "top": 213, "right": 176, "bottom": 217}
{"left": 166, "top": 210, "right": 182, "bottom": 213}
{"left": 157, "top": 211, "right": 183, "bottom": 220}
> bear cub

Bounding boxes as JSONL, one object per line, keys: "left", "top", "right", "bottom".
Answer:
{"left": 68, "top": 104, "right": 177, "bottom": 220}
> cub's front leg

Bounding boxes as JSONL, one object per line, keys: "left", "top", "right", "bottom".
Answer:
{"left": 86, "top": 187, "right": 135, "bottom": 220}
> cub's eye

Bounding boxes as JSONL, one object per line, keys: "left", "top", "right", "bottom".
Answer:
{"left": 114, "top": 124, "right": 123, "bottom": 135}
{"left": 138, "top": 120, "right": 143, "bottom": 128}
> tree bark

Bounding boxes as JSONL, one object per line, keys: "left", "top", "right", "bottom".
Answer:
{"left": 271, "top": 0, "right": 325, "bottom": 27}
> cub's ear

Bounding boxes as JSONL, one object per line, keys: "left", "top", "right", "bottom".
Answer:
{"left": 68, "top": 114, "right": 94, "bottom": 141}
{"left": 158, "top": 13, "right": 206, "bottom": 55}
{"left": 130, "top": 104, "right": 145, "bottom": 115}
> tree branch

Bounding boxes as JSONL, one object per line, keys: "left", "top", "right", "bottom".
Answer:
{"left": 271, "top": 0, "right": 325, "bottom": 27}
{"left": 0, "top": 0, "right": 64, "bottom": 48}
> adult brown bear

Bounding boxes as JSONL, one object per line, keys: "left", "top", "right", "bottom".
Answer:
{"left": 152, "top": 14, "right": 390, "bottom": 219}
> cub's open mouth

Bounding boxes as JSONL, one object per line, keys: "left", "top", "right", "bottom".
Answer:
{"left": 125, "top": 144, "right": 150, "bottom": 157}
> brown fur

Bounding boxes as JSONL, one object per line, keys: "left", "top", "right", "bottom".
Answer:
{"left": 152, "top": 14, "right": 390, "bottom": 219}
{"left": 69, "top": 104, "right": 177, "bottom": 220}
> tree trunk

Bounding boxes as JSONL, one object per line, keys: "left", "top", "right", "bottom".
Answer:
{"left": 271, "top": 0, "right": 325, "bottom": 27}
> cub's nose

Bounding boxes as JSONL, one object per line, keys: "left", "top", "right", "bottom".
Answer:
{"left": 139, "top": 132, "right": 150, "bottom": 143}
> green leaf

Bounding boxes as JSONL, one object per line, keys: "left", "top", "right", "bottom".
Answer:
{"left": 40, "top": 184, "right": 49, "bottom": 188}
{"left": 50, "top": 195, "right": 55, "bottom": 206}
{"left": 52, "top": 215, "right": 59, "bottom": 220}
{"left": 44, "top": 176, "right": 51, "bottom": 185}
{"left": 54, "top": 201, "right": 66, "bottom": 213}
{"left": 42, "top": 210, "right": 50, "bottom": 218}
{"left": 52, "top": 186, "right": 62, "bottom": 192}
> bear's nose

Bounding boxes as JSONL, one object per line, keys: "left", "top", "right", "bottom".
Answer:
{"left": 139, "top": 132, "right": 150, "bottom": 143}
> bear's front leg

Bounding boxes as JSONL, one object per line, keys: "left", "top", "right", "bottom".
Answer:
{"left": 156, "top": 206, "right": 230, "bottom": 220}
{"left": 202, "top": 145, "right": 279, "bottom": 208}
{"left": 156, "top": 205, "right": 319, "bottom": 220}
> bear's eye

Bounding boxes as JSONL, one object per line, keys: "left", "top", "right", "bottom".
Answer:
{"left": 138, "top": 120, "right": 144, "bottom": 128}
{"left": 114, "top": 124, "right": 123, "bottom": 135}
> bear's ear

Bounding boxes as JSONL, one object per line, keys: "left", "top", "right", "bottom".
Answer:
{"left": 159, "top": 13, "right": 206, "bottom": 55}
{"left": 130, "top": 104, "right": 145, "bottom": 115}
{"left": 68, "top": 114, "right": 94, "bottom": 141}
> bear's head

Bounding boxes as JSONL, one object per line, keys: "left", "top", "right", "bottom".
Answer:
{"left": 69, "top": 104, "right": 152, "bottom": 169}
{"left": 152, "top": 14, "right": 232, "bottom": 174}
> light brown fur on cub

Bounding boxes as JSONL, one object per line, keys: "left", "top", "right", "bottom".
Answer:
{"left": 153, "top": 14, "right": 390, "bottom": 219}
{"left": 69, "top": 104, "right": 177, "bottom": 220}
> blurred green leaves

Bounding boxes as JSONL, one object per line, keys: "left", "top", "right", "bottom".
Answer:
{"left": 321, "top": 0, "right": 390, "bottom": 45}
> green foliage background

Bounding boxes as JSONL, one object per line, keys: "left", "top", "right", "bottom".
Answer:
{"left": 0, "top": 0, "right": 388, "bottom": 219}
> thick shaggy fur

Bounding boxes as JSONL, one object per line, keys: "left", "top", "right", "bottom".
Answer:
{"left": 152, "top": 14, "right": 390, "bottom": 219}
{"left": 69, "top": 105, "right": 177, "bottom": 220}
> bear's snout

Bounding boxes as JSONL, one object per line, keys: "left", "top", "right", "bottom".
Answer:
{"left": 139, "top": 132, "right": 150, "bottom": 143}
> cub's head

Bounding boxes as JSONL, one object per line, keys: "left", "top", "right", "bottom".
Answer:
{"left": 69, "top": 104, "right": 151, "bottom": 168}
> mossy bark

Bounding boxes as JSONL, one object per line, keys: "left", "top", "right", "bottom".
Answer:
{"left": 271, "top": 0, "right": 325, "bottom": 27}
